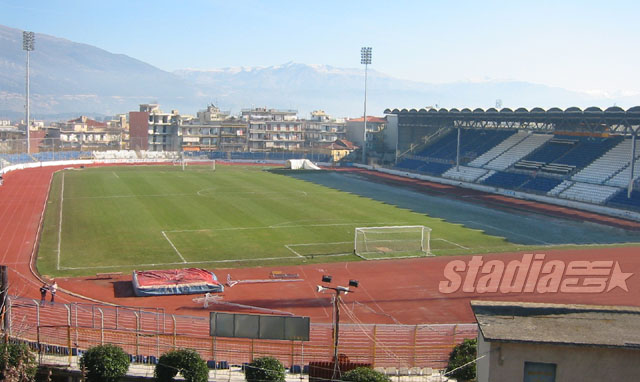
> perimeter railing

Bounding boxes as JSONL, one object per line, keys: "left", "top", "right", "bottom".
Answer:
{"left": 6, "top": 296, "right": 476, "bottom": 369}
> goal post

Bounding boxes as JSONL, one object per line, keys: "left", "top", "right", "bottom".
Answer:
{"left": 354, "top": 225, "right": 432, "bottom": 259}
{"left": 176, "top": 157, "right": 216, "bottom": 171}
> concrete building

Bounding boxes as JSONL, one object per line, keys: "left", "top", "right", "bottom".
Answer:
{"left": 129, "top": 104, "right": 180, "bottom": 151}
{"left": 346, "top": 116, "right": 395, "bottom": 163}
{"left": 180, "top": 105, "right": 248, "bottom": 152}
{"left": 241, "top": 107, "right": 303, "bottom": 151}
{"left": 56, "top": 116, "right": 123, "bottom": 150}
{"left": 471, "top": 300, "right": 640, "bottom": 382}
{"left": 0, "top": 126, "right": 26, "bottom": 154}
{"left": 302, "top": 110, "right": 346, "bottom": 147}
{"left": 324, "top": 139, "right": 358, "bottom": 163}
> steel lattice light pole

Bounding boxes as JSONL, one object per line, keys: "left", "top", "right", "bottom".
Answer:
{"left": 23, "top": 31, "right": 35, "bottom": 154}
{"left": 360, "top": 47, "right": 372, "bottom": 164}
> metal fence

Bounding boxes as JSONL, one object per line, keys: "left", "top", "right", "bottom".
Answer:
{"left": 7, "top": 296, "right": 476, "bottom": 369}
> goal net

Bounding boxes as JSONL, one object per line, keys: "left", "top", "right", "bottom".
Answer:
{"left": 175, "top": 157, "right": 216, "bottom": 171}
{"left": 354, "top": 225, "right": 432, "bottom": 260}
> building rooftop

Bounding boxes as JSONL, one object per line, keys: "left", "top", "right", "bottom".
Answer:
{"left": 471, "top": 300, "right": 640, "bottom": 350}
{"left": 67, "top": 116, "right": 107, "bottom": 128}
{"left": 348, "top": 116, "right": 386, "bottom": 123}
{"left": 326, "top": 139, "right": 358, "bottom": 150}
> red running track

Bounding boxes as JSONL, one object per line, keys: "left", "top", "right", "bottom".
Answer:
{"left": 2, "top": 165, "right": 640, "bottom": 325}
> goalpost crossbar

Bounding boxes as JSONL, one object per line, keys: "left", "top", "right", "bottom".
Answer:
{"left": 354, "top": 225, "right": 433, "bottom": 260}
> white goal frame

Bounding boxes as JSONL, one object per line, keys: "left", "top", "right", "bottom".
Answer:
{"left": 176, "top": 157, "right": 216, "bottom": 171}
{"left": 354, "top": 225, "right": 432, "bottom": 260}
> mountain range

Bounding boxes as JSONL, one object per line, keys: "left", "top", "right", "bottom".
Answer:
{"left": 1, "top": 24, "right": 639, "bottom": 121}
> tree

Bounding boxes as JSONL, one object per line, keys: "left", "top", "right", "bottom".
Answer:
{"left": 445, "top": 338, "right": 477, "bottom": 382}
{"left": 0, "top": 342, "right": 37, "bottom": 382}
{"left": 343, "top": 367, "right": 391, "bottom": 382}
{"left": 244, "top": 356, "right": 285, "bottom": 382}
{"left": 79, "top": 344, "right": 129, "bottom": 382}
{"left": 155, "top": 349, "right": 208, "bottom": 382}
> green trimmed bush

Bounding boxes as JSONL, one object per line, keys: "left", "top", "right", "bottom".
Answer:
{"left": 244, "top": 356, "right": 285, "bottom": 382}
{"left": 445, "top": 338, "right": 477, "bottom": 382}
{"left": 343, "top": 367, "right": 391, "bottom": 382}
{"left": 155, "top": 349, "right": 208, "bottom": 382}
{"left": 79, "top": 344, "right": 130, "bottom": 382}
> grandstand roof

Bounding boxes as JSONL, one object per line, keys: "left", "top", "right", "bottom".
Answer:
{"left": 385, "top": 106, "right": 640, "bottom": 135}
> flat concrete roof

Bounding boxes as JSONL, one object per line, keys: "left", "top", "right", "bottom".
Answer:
{"left": 471, "top": 300, "right": 640, "bottom": 350}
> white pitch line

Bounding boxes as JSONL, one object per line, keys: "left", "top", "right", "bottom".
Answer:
{"left": 57, "top": 254, "right": 358, "bottom": 271}
{"left": 433, "top": 238, "right": 469, "bottom": 249}
{"left": 112, "top": 171, "right": 119, "bottom": 179}
{"left": 167, "top": 222, "right": 408, "bottom": 234}
{"left": 66, "top": 193, "right": 193, "bottom": 200}
{"left": 56, "top": 172, "right": 65, "bottom": 270}
{"left": 284, "top": 245, "right": 305, "bottom": 258}
{"left": 161, "top": 231, "right": 187, "bottom": 263}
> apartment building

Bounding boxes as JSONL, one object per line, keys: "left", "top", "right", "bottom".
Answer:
{"left": 241, "top": 107, "right": 303, "bottom": 151}
{"left": 302, "top": 110, "right": 346, "bottom": 147}
{"left": 56, "top": 116, "right": 123, "bottom": 150}
{"left": 129, "top": 104, "right": 181, "bottom": 151}
{"left": 180, "top": 105, "right": 248, "bottom": 152}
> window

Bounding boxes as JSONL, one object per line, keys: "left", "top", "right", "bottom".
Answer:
{"left": 523, "top": 362, "right": 556, "bottom": 382}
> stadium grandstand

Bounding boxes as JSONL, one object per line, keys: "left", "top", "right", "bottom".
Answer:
{"left": 386, "top": 106, "right": 640, "bottom": 214}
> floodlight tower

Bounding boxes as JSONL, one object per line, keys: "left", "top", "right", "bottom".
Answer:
{"left": 317, "top": 275, "right": 359, "bottom": 381}
{"left": 360, "top": 47, "right": 372, "bottom": 164}
{"left": 23, "top": 31, "right": 35, "bottom": 154}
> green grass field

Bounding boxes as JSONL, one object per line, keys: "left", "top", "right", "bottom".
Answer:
{"left": 37, "top": 165, "right": 521, "bottom": 277}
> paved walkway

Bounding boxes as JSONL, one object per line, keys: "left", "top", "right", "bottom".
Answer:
{"left": 41, "top": 354, "right": 453, "bottom": 381}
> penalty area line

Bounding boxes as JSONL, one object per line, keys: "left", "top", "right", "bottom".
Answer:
{"left": 161, "top": 231, "right": 187, "bottom": 263}
{"left": 432, "top": 238, "right": 469, "bottom": 249}
{"left": 285, "top": 241, "right": 353, "bottom": 258}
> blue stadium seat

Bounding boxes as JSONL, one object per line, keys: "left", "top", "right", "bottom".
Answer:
{"left": 482, "top": 171, "right": 531, "bottom": 189}
{"left": 519, "top": 176, "right": 563, "bottom": 193}
{"left": 607, "top": 189, "right": 640, "bottom": 211}
{"left": 415, "top": 129, "right": 516, "bottom": 162}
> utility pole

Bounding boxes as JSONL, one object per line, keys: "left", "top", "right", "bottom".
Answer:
{"left": 317, "top": 276, "right": 359, "bottom": 381}
{"left": 23, "top": 31, "right": 35, "bottom": 154}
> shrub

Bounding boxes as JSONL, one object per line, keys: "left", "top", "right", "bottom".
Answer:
{"left": 343, "top": 367, "right": 391, "bottom": 382}
{"left": 244, "top": 356, "right": 285, "bottom": 382}
{"left": 79, "top": 344, "right": 129, "bottom": 382}
{"left": 0, "top": 342, "right": 37, "bottom": 382}
{"left": 445, "top": 338, "right": 477, "bottom": 382}
{"left": 155, "top": 349, "right": 208, "bottom": 382}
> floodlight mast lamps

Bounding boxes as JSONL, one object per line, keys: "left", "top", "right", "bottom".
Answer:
{"left": 361, "top": 47, "right": 372, "bottom": 164}
{"left": 317, "top": 276, "right": 359, "bottom": 381}
{"left": 23, "top": 31, "right": 35, "bottom": 154}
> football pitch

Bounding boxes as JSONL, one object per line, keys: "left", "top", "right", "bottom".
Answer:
{"left": 37, "top": 165, "right": 517, "bottom": 277}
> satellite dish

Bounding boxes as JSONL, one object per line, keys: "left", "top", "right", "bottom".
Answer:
{"left": 317, "top": 285, "right": 325, "bottom": 293}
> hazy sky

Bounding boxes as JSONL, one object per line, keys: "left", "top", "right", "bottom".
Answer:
{"left": 2, "top": 0, "right": 639, "bottom": 95}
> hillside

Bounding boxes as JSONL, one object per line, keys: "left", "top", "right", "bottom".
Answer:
{"left": 1, "top": 24, "right": 639, "bottom": 119}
